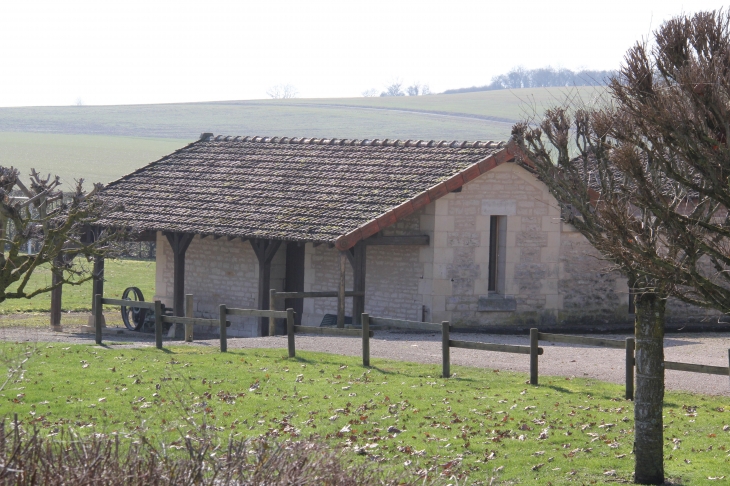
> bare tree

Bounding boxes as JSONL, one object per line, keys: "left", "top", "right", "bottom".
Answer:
{"left": 380, "top": 81, "right": 404, "bottom": 97}
{"left": 421, "top": 84, "right": 431, "bottom": 95}
{"left": 513, "top": 10, "right": 730, "bottom": 484}
{"left": 0, "top": 167, "right": 120, "bottom": 304}
{"left": 266, "top": 84, "right": 298, "bottom": 99}
{"left": 406, "top": 83, "right": 421, "bottom": 96}
{"left": 361, "top": 88, "right": 379, "bottom": 97}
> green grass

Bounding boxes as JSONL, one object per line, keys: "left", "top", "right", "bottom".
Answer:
{"left": 0, "top": 132, "right": 188, "bottom": 188}
{"left": 2, "top": 344, "right": 728, "bottom": 484}
{"left": 0, "top": 258, "right": 155, "bottom": 314}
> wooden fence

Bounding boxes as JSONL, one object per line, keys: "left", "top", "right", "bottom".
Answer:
{"left": 365, "top": 315, "right": 542, "bottom": 378}
{"left": 270, "top": 290, "right": 364, "bottom": 334}
{"left": 94, "top": 295, "right": 730, "bottom": 395}
{"left": 531, "top": 328, "right": 730, "bottom": 399}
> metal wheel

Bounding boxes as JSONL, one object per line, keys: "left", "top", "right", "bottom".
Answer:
{"left": 121, "top": 287, "right": 146, "bottom": 331}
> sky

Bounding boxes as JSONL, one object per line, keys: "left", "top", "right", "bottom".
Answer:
{"left": 0, "top": 0, "right": 726, "bottom": 107}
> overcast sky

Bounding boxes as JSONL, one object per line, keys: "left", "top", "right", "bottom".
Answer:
{"left": 0, "top": 0, "right": 725, "bottom": 107}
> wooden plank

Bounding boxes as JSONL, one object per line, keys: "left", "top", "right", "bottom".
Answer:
{"left": 273, "top": 291, "right": 364, "bottom": 299}
{"left": 449, "top": 339, "right": 542, "bottom": 355}
{"left": 161, "top": 316, "right": 220, "bottom": 327}
{"left": 225, "top": 308, "right": 289, "bottom": 318}
{"left": 664, "top": 361, "right": 730, "bottom": 376}
{"left": 369, "top": 317, "right": 442, "bottom": 332}
{"left": 363, "top": 235, "right": 430, "bottom": 246}
{"left": 293, "top": 325, "right": 373, "bottom": 337}
{"left": 102, "top": 298, "right": 156, "bottom": 310}
{"left": 538, "top": 332, "right": 626, "bottom": 349}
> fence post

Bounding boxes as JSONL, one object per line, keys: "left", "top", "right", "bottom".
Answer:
{"left": 362, "top": 313, "right": 370, "bottom": 367}
{"left": 442, "top": 321, "right": 450, "bottom": 378}
{"left": 219, "top": 304, "right": 227, "bottom": 352}
{"left": 94, "top": 294, "right": 103, "bottom": 345}
{"left": 185, "top": 294, "right": 194, "bottom": 343}
{"left": 154, "top": 300, "right": 163, "bottom": 350}
{"left": 530, "top": 328, "right": 539, "bottom": 385}
{"left": 626, "top": 337, "right": 635, "bottom": 400}
{"left": 727, "top": 348, "right": 730, "bottom": 388}
{"left": 287, "top": 308, "right": 295, "bottom": 358}
{"left": 269, "top": 289, "right": 277, "bottom": 336}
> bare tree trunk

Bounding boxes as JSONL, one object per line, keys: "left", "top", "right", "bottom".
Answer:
{"left": 633, "top": 291, "right": 665, "bottom": 485}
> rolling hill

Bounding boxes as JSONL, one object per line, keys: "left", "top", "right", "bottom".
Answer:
{"left": 0, "top": 86, "right": 604, "bottom": 186}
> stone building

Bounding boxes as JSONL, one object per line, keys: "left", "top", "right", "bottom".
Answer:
{"left": 93, "top": 134, "right": 710, "bottom": 336}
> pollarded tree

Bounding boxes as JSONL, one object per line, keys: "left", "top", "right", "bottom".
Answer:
{"left": 0, "top": 167, "right": 120, "bottom": 303}
{"left": 513, "top": 10, "right": 730, "bottom": 484}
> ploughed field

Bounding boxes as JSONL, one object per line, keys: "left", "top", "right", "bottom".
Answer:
{"left": 2, "top": 344, "right": 729, "bottom": 484}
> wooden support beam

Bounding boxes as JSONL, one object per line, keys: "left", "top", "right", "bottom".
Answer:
{"left": 337, "top": 250, "right": 346, "bottom": 328}
{"left": 285, "top": 243, "right": 305, "bottom": 327}
{"left": 363, "top": 235, "right": 429, "bottom": 246}
{"left": 165, "top": 232, "right": 195, "bottom": 338}
{"left": 250, "top": 239, "right": 282, "bottom": 336}
{"left": 351, "top": 242, "right": 366, "bottom": 325}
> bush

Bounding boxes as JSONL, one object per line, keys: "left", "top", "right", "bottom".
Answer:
{"left": 0, "top": 423, "right": 411, "bottom": 486}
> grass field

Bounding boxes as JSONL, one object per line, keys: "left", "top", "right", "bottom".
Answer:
{"left": 2, "top": 344, "right": 728, "bottom": 484}
{"left": 0, "top": 87, "right": 604, "bottom": 187}
{"left": 0, "top": 132, "right": 189, "bottom": 187}
{"left": 0, "top": 258, "right": 155, "bottom": 314}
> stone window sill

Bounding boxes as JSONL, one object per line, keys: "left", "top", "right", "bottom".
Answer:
{"left": 477, "top": 295, "right": 516, "bottom": 312}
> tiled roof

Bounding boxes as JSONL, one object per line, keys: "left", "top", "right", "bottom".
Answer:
{"left": 97, "top": 134, "right": 516, "bottom": 250}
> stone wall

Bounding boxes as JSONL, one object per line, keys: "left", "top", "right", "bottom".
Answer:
{"left": 430, "top": 163, "right": 563, "bottom": 326}
{"left": 155, "top": 233, "right": 285, "bottom": 337}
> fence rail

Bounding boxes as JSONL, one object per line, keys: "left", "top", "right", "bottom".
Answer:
{"left": 664, "top": 360, "right": 730, "bottom": 376}
{"left": 93, "top": 294, "right": 730, "bottom": 397}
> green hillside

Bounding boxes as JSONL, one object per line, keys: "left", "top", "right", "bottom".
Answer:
{"left": 0, "top": 86, "right": 604, "bottom": 186}
{"left": 0, "top": 132, "right": 189, "bottom": 187}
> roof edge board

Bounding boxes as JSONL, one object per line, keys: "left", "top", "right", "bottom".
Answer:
{"left": 334, "top": 143, "right": 519, "bottom": 251}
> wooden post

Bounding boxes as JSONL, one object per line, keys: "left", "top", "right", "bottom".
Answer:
{"left": 362, "top": 313, "right": 370, "bottom": 367}
{"left": 250, "top": 239, "right": 282, "bottom": 336}
{"left": 351, "top": 242, "right": 366, "bottom": 325}
{"left": 337, "top": 251, "right": 346, "bottom": 328}
{"left": 287, "top": 308, "right": 295, "bottom": 358}
{"left": 269, "top": 289, "right": 277, "bottom": 336}
{"left": 626, "top": 337, "right": 635, "bottom": 400}
{"left": 219, "top": 304, "right": 227, "bottom": 352}
{"left": 50, "top": 268, "right": 62, "bottom": 330}
{"left": 94, "top": 294, "right": 103, "bottom": 345}
{"left": 442, "top": 321, "right": 450, "bottom": 378}
{"left": 154, "top": 300, "right": 163, "bottom": 350}
{"left": 87, "top": 256, "right": 105, "bottom": 330}
{"left": 165, "top": 233, "right": 194, "bottom": 338}
{"left": 185, "top": 294, "right": 194, "bottom": 342}
{"left": 530, "top": 328, "right": 539, "bottom": 385}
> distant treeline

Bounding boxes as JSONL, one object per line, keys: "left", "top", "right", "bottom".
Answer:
{"left": 442, "top": 67, "right": 615, "bottom": 94}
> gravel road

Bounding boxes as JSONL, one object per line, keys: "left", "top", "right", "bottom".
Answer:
{"left": 3, "top": 320, "right": 729, "bottom": 398}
